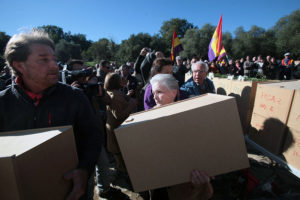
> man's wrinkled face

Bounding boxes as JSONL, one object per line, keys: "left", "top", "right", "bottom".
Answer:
{"left": 192, "top": 64, "right": 207, "bottom": 84}
{"left": 152, "top": 83, "right": 177, "bottom": 107}
{"left": 18, "top": 43, "right": 59, "bottom": 90}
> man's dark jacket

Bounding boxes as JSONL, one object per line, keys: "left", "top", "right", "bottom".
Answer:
{"left": 173, "top": 65, "right": 188, "bottom": 87}
{"left": 0, "top": 82, "right": 102, "bottom": 176}
{"left": 134, "top": 54, "right": 145, "bottom": 75}
{"left": 140, "top": 51, "right": 156, "bottom": 84}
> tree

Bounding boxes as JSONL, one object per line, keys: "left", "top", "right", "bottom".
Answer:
{"left": 149, "top": 34, "right": 168, "bottom": 54}
{"left": 39, "top": 25, "right": 65, "bottom": 44}
{"left": 273, "top": 9, "right": 300, "bottom": 59}
{"left": 65, "top": 33, "right": 92, "bottom": 51}
{"left": 116, "top": 33, "right": 153, "bottom": 64}
{"left": 180, "top": 24, "right": 216, "bottom": 60}
{"left": 82, "top": 38, "right": 118, "bottom": 63}
{"left": 0, "top": 32, "right": 11, "bottom": 68}
{"left": 180, "top": 28, "right": 202, "bottom": 59}
{"left": 159, "top": 18, "right": 195, "bottom": 54}
{"left": 222, "top": 32, "right": 233, "bottom": 57}
{"left": 260, "top": 30, "right": 276, "bottom": 57}
{"left": 55, "top": 39, "right": 81, "bottom": 63}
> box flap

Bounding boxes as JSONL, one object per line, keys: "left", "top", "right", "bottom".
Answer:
{"left": 0, "top": 126, "right": 70, "bottom": 157}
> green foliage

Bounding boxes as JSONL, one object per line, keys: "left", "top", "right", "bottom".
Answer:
{"left": 180, "top": 24, "right": 216, "bottom": 59}
{"left": 39, "top": 25, "right": 65, "bottom": 44}
{"left": 273, "top": 9, "right": 300, "bottom": 58}
{"left": 82, "top": 38, "right": 117, "bottom": 63}
{"left": 159, "top": 18, "right": 194, "bottom": 51}
{"left": 116, "top": 33, "right": 153, "bottom": 64}
{"left": 55, "top": 39, "right": 81, "bottom": 63}
{"left": 230, "top": 25, "right": 277, "bottom": 59}
{"left": 64, "top": 32, "right": 92, "bottom": 51}
{"left": 85, "top": 61, "right": 97, "bottom": 68}
{"left": 0, "top": 32, "right": 11, "bottom": 68}
{"left": 0, "top": 32, "right": 10, "bottom": 55}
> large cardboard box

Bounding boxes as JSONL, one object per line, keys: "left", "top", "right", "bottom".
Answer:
{"left": 283, "top": 128, "right": 300, "bottom": 171}
{"left": 249, "top": 113, "right": 288, "bottom": 154}
{"left": 249, "top": 81, "right": 300, "bottom": 154}
{"left": 283, "top": 89, "right": 300, "bottom": 170}
{"left": 0, "top": 126, "right": 78, "bottom": 200}
{"left": 115, "top": 94, "right": 249, "bottom": 192}
{"left": 213, "top": 78, "right": 259, "bottom": 134}
{"left": 287, "top": 89, "right": 300, "bottom": 131}
{"left": 230, "top": 80, "right": 258, "bottom": 134}
{"left": 213, "top": 77, "right": 232, "bottom": 95}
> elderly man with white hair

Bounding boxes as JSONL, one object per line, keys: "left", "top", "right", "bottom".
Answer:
{"left": 180, "top": 61, "right": 215, "bottom": 97}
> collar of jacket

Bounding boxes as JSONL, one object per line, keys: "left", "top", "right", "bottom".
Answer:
{"left": 11, "top": 79, "right": 59, "bottom": 105}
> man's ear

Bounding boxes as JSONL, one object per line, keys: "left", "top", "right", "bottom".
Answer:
{"left": 13, "top": 61, "right": 25, "bottom": 74}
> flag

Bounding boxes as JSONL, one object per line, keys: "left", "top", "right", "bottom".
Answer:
{"left": 170, "top": 31, "right": 184, "bottom": 61}
{"left": 217, "top": 46, "right": 226, "bottom": 61}
{"left": 208, "top": 15, "right": 223, "bottom": 62}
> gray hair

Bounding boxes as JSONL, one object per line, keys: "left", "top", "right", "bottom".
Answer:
{"left": 150, "top": 74, "right": 179, "bottom": 91}
{"left": 191, "top": 61, "right": 209, "bottom": 72}
{"left": 4, "top": 29, "right": 55, "bottom": 76}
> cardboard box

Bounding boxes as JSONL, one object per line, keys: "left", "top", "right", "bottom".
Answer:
{"left": 213, "top": 77, "right": 232, "bottom": 95}
{"left": 115, "top": 94, "right": 249, "bottom": 192}
{"left": 283, "top": 128, "right": 300, "bottom": 171}
{"left": 287, "top": 88, "right": 300, "bottom": 131}
{"left": 283, "top": 89, "right": 300, "bottom": 170}
{"left": 230, "top": 80, "right": 258, "bottom": 134}
{"left": 249, "top": 81, "right": 300, "bottom": 154}
{"left": 252, "top": 83, "right": 295, "bottom": 120}
{"left": 0, "top": 126, "right": 78, "bottom": 200}
{"left": 212, "top": 78, "right": 260, "bottom": 134}
{"left": 249, "top": 113, "right": 288, "bottom": 154}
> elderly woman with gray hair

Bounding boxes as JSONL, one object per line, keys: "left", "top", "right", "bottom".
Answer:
{"left": 150, "top": 74, "right": 179, "bottom": 107}
{"left": 149, "top": 73, "right": 214, "bottom": 200}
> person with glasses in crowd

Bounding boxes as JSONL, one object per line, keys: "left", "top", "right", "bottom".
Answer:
{"left": 180, "top": 61, "right": 215, "bottom": 97}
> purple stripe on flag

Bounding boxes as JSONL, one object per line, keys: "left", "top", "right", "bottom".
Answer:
{"left": 217, "top": 52, "right": 226, "bottom": 61}
{"left": 174, "top": 44, "right": 184, "bottom": 56}
{"left": 208, "top": 40, "right": 216, "bottom": 62}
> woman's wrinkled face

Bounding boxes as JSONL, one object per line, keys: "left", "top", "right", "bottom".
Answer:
{"left": 152, "top": 83, "right": 177, "bottom": 107}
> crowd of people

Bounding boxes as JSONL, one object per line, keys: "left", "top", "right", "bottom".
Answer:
{"left": 0, "top": 29, "right": 299, "bottom": 200}
{"left": 204, "top": 54, "right": 298, "bottom": 80}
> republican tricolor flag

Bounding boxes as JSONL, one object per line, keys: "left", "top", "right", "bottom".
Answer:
{"left": 208, "top": 15, "right": 223, "bottom": 62}
{"left": 217, "top": 46, "right": 227, "bottom": 61}
{"left": 170, "top": 31, "right": 184, "bottom": 61}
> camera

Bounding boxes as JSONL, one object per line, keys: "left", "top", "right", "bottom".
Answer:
{"left": 59, "top": 64, "right": 94, "bottom": 84}
{"left": 83, "top": 82, "right": 105, "bottom": 98}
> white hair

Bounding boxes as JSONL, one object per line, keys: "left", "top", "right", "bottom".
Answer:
{"left": 150, "top": 74, "right": 179, "bottom": 91}
{"left": 191, "top": 61, "right": 208, "bottom": 72}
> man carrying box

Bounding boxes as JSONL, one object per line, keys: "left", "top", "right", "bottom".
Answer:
{"left": 0, "top": 29, "right": 103, "bottom": 200}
